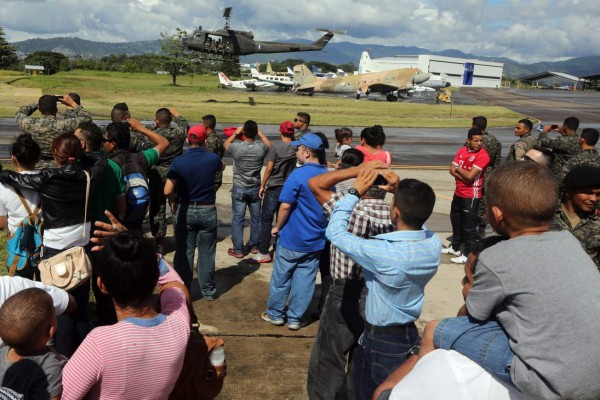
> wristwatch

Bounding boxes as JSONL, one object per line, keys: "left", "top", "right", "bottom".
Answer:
{"left": 348, "top": 188, "right": 361, "bottom": 199}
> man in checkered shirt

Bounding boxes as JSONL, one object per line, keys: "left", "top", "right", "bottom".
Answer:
{"left": 307, "top": 162, "right": 394, "bottom": 400}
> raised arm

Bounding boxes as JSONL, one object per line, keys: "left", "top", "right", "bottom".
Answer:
{"left": 257, "top": 129, "right": 271, "bottom": 148}
{"left": 127, "top": 118, "right": 169, "bottom": 156}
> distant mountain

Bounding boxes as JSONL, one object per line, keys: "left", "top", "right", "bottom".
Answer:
{"left": 11, "top": 36, "right": 600, "bottom": 78}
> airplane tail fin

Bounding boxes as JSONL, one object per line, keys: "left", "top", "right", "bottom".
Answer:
{"left": 287, "top": 66, "right": 293, "bottom": 77}
{"left": 250, "top": 65, "right": 260, "bottom": 78}
{"left": 218, "top": 72, "right": 232, "bottom": 86}
{"left": 293, "top": 64, "right": 316, "bottom": 89}
{"left": 358, "top": 51, "right": 371, "bottom": 74}
{"left": 312, "top": 31, "right": 334, "bottom": 50}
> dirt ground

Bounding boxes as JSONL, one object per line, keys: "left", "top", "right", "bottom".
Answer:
{"left": 158, "top": 167, "right": 463, "bottom": 400}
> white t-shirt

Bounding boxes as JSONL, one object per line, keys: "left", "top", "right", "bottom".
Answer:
{"left": 0, "top": 276, "right": 70, "bottom": 347}
{"left": 390, "top": 350, "right": 532, "bottom": 400}
{"left": 0, "top": 171, "right": 41, "bottom": 234}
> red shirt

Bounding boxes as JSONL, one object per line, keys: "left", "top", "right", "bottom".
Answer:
{"left": 452, "top": 146, "right": 490, "bottom": 198}
{"left": 355, "top": 145, "right": 392, "bottom": 166}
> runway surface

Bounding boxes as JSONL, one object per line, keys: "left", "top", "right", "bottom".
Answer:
{"left": 0, "top": 88, "right": 598, "bottom": 166}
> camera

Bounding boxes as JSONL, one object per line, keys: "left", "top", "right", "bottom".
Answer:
{"left": 550, "top": 124, "right": 558, "bottom": 130}
{"left": 374, "top": 174, "right": 388, "bottom": 186}
{"left": 53, "top": 95, "right": 64, "bottom": 102}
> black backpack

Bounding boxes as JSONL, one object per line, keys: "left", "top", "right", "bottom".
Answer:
{"left": 110, "top": 150, "right": 150, "bottom": 225}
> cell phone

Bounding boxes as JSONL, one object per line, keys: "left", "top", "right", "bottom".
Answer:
{"left": 550, "top": 124, "right": 558, "bottom": 130}
{"left": 53, "top": 95, "right": 64, "bottom": 102}
{"left": 374, "top": 174, "right": 388, "bottom": 186}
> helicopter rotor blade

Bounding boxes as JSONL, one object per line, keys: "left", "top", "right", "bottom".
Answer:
{"left": 316, "top": 28, "right": 347, "bottom": 35}
{"left": 223, "top": 7, "right": 232, "bottom": 18}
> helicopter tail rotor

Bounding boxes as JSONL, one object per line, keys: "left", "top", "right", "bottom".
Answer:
{"left": 316, "top": 28, "right": 347, "bottom": 35}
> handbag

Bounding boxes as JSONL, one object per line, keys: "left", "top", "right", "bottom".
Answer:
{"left": 159, "top": 281, "right": 227, "bottom": 400}
{"left": 39, "top": 170, "right": 92, "bottom": 291}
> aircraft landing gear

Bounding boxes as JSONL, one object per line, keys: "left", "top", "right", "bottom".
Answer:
{"left": 386, "top": 94, "right": 398, "bottom": 102}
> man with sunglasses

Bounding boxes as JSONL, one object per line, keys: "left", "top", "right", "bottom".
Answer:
{"left": 293, "top": 112, "right": 312, "bottom": 140}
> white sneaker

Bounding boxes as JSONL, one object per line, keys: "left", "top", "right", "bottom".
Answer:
{"left": 450, "top": 255, "right": 468, "bottom": 264}
{"left": 441, "top": 246, "right": 461, "bottom": 257}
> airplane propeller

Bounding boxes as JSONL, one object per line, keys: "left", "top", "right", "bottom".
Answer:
{"left": 316, "top": 28, "right": 347, "bottom": 35}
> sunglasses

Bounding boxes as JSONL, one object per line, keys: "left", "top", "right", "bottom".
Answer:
{"left": 294, "top": 118, "right": 307, "bottom": 123}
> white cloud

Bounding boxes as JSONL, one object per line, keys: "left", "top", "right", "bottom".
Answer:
{"left": 1, "top": 0, "right": 599, "bottom": 62}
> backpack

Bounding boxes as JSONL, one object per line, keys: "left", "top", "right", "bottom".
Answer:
{"left": 110, "top": 150, "right": 150, "bottom": 225}
{"left": 6, "top": 189, "right": 42, "bottom": 276}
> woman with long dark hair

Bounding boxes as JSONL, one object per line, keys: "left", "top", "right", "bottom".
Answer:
{"left": 0, "top": 132, "right": 106, "bottom": 357}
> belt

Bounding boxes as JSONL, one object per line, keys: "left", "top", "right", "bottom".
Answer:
{"left": 365, "top": 321, "right": 416, "bottom": 335}
{"left": 331, "top": 278, "right": 364, "bottom": 286}
{"left": 180, "top": 201, "right": 215, "bottom": 206}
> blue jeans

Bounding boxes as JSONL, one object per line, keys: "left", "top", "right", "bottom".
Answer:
{"left": 258, "top": 186, "right": 282, "bottom": 254}
{"left": 231, "top": 185, "right": 261, "bottom": 253}
{"left": 434, "top": 316, "right": 514, "bottom": 385}
{"left": 266, "top": 243, "right": 321, "bottom": 324}
{"left": 352, "top": 323, "right": 420, "bottom": 400}
{"left": 174, "top": 204, "right": 217, "bottom": 298}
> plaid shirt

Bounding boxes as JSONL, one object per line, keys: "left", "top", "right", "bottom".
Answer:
{"left": 323, "top": 192, "right": 394, "bottom": 279}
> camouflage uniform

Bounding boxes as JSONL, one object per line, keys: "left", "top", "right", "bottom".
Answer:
{"left": 506, "top": 134, "right": 537, "bottom": 161}
{"left": 205, "top": 132, "right": 225, "bottom": 192}
{"left": 537, "top": 132, "right": 581, "bottom": 177}
{"left": 551, "top": 205, "right": 600, "bottom": 271}
{"left": 16, "top": 104, "right": 92, "bottom": 169}
{"left": 477, "top": 132, "right": 502, "bottom": 234}
{"left": 556, "top": 149, "right": 600, "bottom": 186}
{"left": 295, "top": 128, "right": 311, "bottom": 140}
{"left": 148, "top": 116, "right": 188, "bottom": 239}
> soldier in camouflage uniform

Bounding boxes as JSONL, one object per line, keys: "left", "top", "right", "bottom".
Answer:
{"left": 538, "top": 116, "right": 581, "bottom": 177}
{"left": 147, "top": 108, "right": 188, "bottom": 253}
{"left": 506, "top": 119, "right": 537, "bottom": 161}
{"left": 110, "top": 102, "right": 151, "bottom": 152}
{"left": 202, "top": 114, "right": 225, "bottom": 192}
{"left": 550, "top": 165, "right": 600, "bottom": 270}
{"left": 293, "top": 112, "right": 311, "bottom": 140}
{"left": 58, "top": 93, "right": 81, "bottom": 120}
{"left": 556, "top": 128, "right": 600, "bottom": 185}
{"left": 472, "top": 116, "right": 501, "bottom": 237}
{"left": 16, "top": 94, "right": 92, "bottom": 169}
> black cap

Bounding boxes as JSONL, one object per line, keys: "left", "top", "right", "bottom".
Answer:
{"left": 563, "top": 165, "right": 600, "bottom": 188}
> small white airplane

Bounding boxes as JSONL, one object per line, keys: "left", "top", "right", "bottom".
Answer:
{"left": 217, "top": 72, "right": 274, "bottom": 91}
{"left": 250, "top": 65, "right": 293, "bottom": 90}
{"left": 422, "top": 74, "right": 451, "bottom": 90}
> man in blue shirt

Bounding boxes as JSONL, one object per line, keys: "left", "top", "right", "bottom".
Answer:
{"left": 164, "top": 125, "right": 223, "bottom": 299}
{"left": 326, "top": 169, "right": 442, "bottom": 400}
{"left": 261, "top": 133, "right": 329, "bottom": 331}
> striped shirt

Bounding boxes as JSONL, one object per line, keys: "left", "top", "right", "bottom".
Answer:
{"left": 323, "top": 192, "right": 394, "bottom": 280}
{"left": 326, "top": 194, "right": 442, "bottom": 326}
{"left": 62, "top": 259, "right": 190, "bottom": 400}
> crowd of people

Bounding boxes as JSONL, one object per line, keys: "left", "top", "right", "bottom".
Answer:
{"left": 0, "top": 93, "right": 598, "bottom": 400}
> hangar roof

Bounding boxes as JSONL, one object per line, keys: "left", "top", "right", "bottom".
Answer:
{"left": 581, "top": 73, "right": 600, "bottom": 80}
{"left": 517, "top": 71, "right": 582, "bottom": 82}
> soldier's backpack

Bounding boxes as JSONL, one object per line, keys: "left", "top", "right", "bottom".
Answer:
{"left": 110, "top": 150, "right": 150, "bottom": 225}
{"left": 6, "top": 189, "right": 42, "bottom": 276}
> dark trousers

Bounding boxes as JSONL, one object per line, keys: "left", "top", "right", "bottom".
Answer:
{"left": 258, "top": 186, "right": 282, "bottom": 254}
{"left": 149, "top": 169, "right": 168, "bottom": 239}
{"left": 44, "top": 246, "right": 91, "bottom": 357}
{"left": 352, "top": 323, "right": 420, "bottom": 400}
{"left": 450, "top": 194, "right": 481, "bottom": 255}
{"left": 307, "top": 280, "right": 365, "bottom": 400}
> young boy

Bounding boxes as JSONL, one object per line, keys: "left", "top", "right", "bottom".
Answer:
{"left": 0, "top": 288, "right": 67, "bottom": 399}
{"left": 380, "top": 161, "right": 600, "bottom": 400}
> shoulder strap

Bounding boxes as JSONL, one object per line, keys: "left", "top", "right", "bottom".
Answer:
{"left": 14, "top": 188, "right": 40, "bottom": 217}
{"left": 82, "top": 170, "right": 90, "bottom": 239}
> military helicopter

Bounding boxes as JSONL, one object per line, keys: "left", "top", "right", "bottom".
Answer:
{"left": 181, "top": 7, "right": 344, "bottom": 58}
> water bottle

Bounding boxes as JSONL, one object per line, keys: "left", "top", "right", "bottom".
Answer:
{"left": 209, "top": 346, "right": 225, "bottom": 366}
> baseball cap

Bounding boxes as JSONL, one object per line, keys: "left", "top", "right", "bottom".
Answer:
{"left": 563, "top": 165, "right": 600, "bottom": 188}
{"left": 187, "top": 125, "right": 207, "bottom": 143}
{"left": 290, "top": 133, "right": 323, "bottom": 150}
{"left": 223, "top": 126, "right": 245, "bottom": 141}
{"left": 279, "top": 121, "right": 295, "bottom": 135}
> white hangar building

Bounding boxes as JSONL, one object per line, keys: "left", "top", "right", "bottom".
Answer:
{"left": 358, "top": 52, "right": 504, "bottom": 88}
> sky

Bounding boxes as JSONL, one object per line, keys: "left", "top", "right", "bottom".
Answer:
{"left": 1, "top": 0, "right": 598, "bottom": 63}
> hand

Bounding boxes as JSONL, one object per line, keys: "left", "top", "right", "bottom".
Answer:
{"left": 168, "top": 108, "right": 180, "bottom": 117}
{"left": 235, "top": 127, "right": 243, "bottom": 136}
{"left": 378, "top": 169, "right": 400, "bottom": 193}
{"left": 359, "top": 160, "right": 388, "bottom": 170}
{"left": 271, "top": 227, "right": 279, "bottom": 237}
{"left": 127, "top": 118, "right": 143, "bottom": 131}
{"left": 90, "top": 210, "right": 127, "bottom": 251}
{"left": 61, "top": 94, "right": 77, "bottom": 108}
{"left": 259, "top": 187, "right": 265, "bottom": 199}
{"left": 353, "top": 169, "right": 378, "bottom": 196}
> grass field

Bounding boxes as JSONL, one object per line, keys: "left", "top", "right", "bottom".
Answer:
{"left": 0, "top": 70, "right": 523, "bottom": 127}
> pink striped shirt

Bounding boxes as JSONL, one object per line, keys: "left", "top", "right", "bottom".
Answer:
{"left": 62, "top": 260, "right": 190, "bottom": 400}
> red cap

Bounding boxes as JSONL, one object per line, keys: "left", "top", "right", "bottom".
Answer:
{"left": 279, "top": 121, "right": 295, "bottom": 135}
{"left": 223, "top": 126, "right": 245, "bottom": 141}
{"left": 187, "top": 125, "right": 207, "bottom": 143}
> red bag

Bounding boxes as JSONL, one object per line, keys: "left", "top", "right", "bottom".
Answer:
{"left": 159, "top": 282, "right": 227, "bottom": 400}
